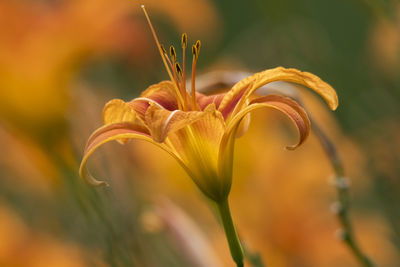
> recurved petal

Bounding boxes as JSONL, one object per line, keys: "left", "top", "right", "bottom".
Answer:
{"left": 226, "top": 94, "right": 311, "bottom": 150}
{"left": 144, "top": 103, "right": 207, "bottom": 143}
{"left": 219, "top": 67, "right": 338, "bottom": 116}
{"left": 80, "top": 121, "right": 196, "bottom": 187}
{"left": 80, "top": 122, "right": 152, "bottom": 186}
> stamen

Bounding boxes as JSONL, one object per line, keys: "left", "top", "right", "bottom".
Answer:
{"left": 181, "top": 33, "right": 188, "bottom": 106}
{"left": 160, "top": 44, "right": 166, "bottom": 55}
{"left": 196, "top": 40, "right": 201, "bottom": 53}
{"left": 191, "top": 44, "right": 200, "bottom": 110}
{"left": 169, "top": 46, "right": 176, "bottom": 63}
{"left": 192, "top": 45, "right": 198, "bottom": 60}
{"left": 181, "top": 33, "right": 188, "bottom": 49}
{"left": 164, "top": 54, "right": 181, "bottom": 94}
{"left": 141, "top": 5, "right": 184, "bottom": 109}
{"left": 175, "top": 62, "right": 182, "bottom": 77}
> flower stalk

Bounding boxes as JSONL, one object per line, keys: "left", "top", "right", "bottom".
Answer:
{"left": 311, "top": 118, "right": 374, "bottom": 267}
{"left": 216, "top": 198, "right": 244, "bottom": 267}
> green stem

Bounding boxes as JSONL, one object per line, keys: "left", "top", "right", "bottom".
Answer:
{"left": 216, "top": 198, "right": 244, "bottom": 267}
{"left": 311, "top": 118, "right": 374, "bottom": 267}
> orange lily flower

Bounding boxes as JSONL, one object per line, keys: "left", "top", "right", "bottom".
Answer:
{"left": 79, "top": 6, "right": 338, "bottom": 266}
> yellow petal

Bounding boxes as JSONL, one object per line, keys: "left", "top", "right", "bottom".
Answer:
{"left": 219, "top": 67, "right": 338, "bottom": 118}
{"left": 235, "top": 112, "right": 251, "bottom": 138}
{"left": 166, "top": 104, "right": 228, "bottom": 201}
{"left": 144, "top": 103, "right": 206, "bottom": 142}
{"left": 80, "top": 122, "right": 185, "bottom": 186}
{"left": 102, "top": 99, "right": 136, "bottom": 124}
{"left": 102, "top": 99, "right": 137, "bottom": 144}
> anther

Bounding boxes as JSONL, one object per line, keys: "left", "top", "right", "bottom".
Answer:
{"left": 169, "top": 46, "right": 176, "bottom": 62}
{"left": 195, "top": 40, "right": 201, "bottom": 53}
{"left": 181, "top": 33, "right": 188, "bottom": 48}
{"left": 175, "top": 62, "right": 182, "bottom": 76}
{"left": 192, "top": 45, "right": 198, "bottom": 60}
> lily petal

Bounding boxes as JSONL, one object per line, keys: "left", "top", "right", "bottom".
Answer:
{"left": 144, "top": 103, "right": 206, "bottom": 143}
{"left": 102, "top": 99, "right": 137, "bottom": 144}
{"left": 196, "top": 92, "right": 225, "bottom": 111}
{"left": 218, "top": 95, "right": 310, "bottom": 192}
{"left": 79, "top": 122, "right": 180, "bottom": 186}
{"left": 166, "top": 104, "right": 228, "bottom": 200}
{"left": 219, "top": 67, "right": 338, "bottom": 118}
{"left": 225, "top": 94, "right": 311, "bottom": 150}
{"left": 129, "top": 81, "right": 179, "bottom": 122}
{"left": 102, "top": 99, "right": 136, "bottom": 124}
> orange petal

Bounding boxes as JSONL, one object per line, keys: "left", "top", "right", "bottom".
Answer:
{"left": 79, "top": 122, "right": 181, "bottom": 186}
{"left": 128, "top": 80, "right": 179, "bottom": 122}
{"left": 226, "top": 94, "right": 311, "bottom": 150}
{"left": 219, "top": 67, "right": 338, "bottom": 118}
{"left": 144, "top": 103, "right": 206, "bottom": 143}
{"left": 196, "top": 92, "right": 225, "bottom": 110}
{"left": 235, "top": 112, "right": 251, "bottom": 138}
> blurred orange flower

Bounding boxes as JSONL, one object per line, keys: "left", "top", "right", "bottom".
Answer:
{"left": 0, "top": 0, "right": 219, "bottom": 132}
{"left": 0, "top": 203, "right": 98, "bottom": 267}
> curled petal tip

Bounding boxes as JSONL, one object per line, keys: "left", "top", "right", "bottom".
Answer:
{"left": 93, "top": 181, "right": 109, "bottom": 187}
{"left": 285, "top": 145, "right": 298, "bottom": 151}
{"left": 85, "top": 175, "right": 109, "bottom": 187}
{"left": 330, "top": 100, "right": 339, "bottom": 111}
{"left": 80, "top": 166, "right": 109, "bottom": 187}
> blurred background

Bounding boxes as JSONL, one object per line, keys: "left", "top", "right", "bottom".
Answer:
{"left": 0, "top": 0, "right": 399, "bottom": 266}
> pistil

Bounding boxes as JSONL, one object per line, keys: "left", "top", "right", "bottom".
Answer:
{"left": 141, "top": 5, "right": 185, "bottom": 109}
